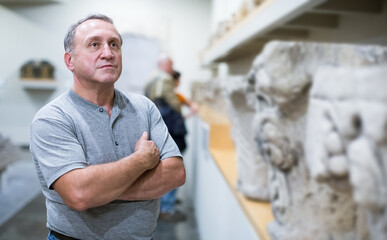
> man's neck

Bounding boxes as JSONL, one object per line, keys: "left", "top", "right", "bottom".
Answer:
{"left": 72, "top": 82, "right": 115, "bottom": 116}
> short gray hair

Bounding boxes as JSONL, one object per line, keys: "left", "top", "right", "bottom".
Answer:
{"left": 64, "top": 14, "right": 123, "bottom": 53}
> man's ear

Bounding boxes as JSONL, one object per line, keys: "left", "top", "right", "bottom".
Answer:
{"left": 64, "top": 52, "right": 74, "bottom": 71}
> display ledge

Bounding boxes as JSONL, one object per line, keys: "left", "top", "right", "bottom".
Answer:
{"left": 199, "top": 105, "right": 274, "bottom": 240}
{"left": 202, "top": 0, "right": 385, "bottom": 64}
{"left": 201, "top": 0, "right": 326, "bottom": 65}
{"left": 19, "top": 78, "right": 58, "bottom": 90}
{"left": 0, "top": 0, "right": 59, "bottom": 6}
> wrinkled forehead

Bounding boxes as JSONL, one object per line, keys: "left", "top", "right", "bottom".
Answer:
{"left": 75, "top": 19, "right": 120, "bottom": 42}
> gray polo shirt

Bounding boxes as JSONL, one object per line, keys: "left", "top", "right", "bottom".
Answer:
{"left": 30, "top": 89, "right": 182, "bottom": 240}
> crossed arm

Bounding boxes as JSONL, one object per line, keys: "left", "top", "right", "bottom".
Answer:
{"left": 52, "top": 132, "right": 185, "bottom": 211}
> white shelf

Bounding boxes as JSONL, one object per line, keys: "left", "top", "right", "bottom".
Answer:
{"left": 0, "top": 0, "right": 57, "bottom": 4}
{"left": 201, "top": 0, "right": 327, "bottom": 65}
{"left": 20, "top": 79, "right": 58, "bottom": 90}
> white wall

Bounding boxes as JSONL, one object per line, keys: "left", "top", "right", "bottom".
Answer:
{"left": 0, "top": 5, "right": 70, "bottom": 145}
{"left": 0, "top": 0, "right": 212, "bottom": 145}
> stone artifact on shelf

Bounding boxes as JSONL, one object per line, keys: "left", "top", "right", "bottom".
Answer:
{"left": 20, "top": 60, "right": 55, "bottom": 81}
{"left": 223, "top": 75, "right": 269, "bottom": 201}
{"left": 247, "top": 40, "right": 387, "bottom": 240}
{"left": 307, "top": 66, "right": 387, "bottom": 240}
{"left": 215, "top": 20, "right": 232, "bottom": 41}
{"left": 191, "top": 76, "right": 270, "bottom": 201}
{"left": 191, "top": 79, "right": 228, "bottom": 116}
{"left": 235, "top": 4, "right": 249, "bottom": 24}
{"left": 205, "top": 0, "right": 266, "bottom": 51}
{"left": 238, "top": 0, "right": 266, "bottom": 19}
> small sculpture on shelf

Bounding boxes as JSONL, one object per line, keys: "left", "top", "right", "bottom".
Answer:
{"left": 206, "top": 0, "right": 267, "bottom": 50}
{"left": 20, "top": 60, "right": 55, "bottom": 81}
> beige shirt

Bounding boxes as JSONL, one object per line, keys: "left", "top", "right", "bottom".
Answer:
{"left": 146, "top": 71, "right": 181, "bottom": 113}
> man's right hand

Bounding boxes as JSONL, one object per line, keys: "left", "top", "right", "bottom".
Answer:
{"left": 134, "top": 132, "right": 160, "bottom": 170}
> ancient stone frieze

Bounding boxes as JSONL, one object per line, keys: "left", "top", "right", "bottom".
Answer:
{"left": 191, "top": 79, "right": 228, "bottom": 116}
{"left": 248, "top": 40, "right": 387, "bottom": 240}
{"left": 191, "top": 77, "right": 270, "bottom": 200}
{"left": 307, "top": 66, "right": 387, "bottom": 240}
{"left": 223, "top": 76, "right": 269, "bottom": 201}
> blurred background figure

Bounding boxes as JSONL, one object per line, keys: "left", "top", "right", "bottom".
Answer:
{"left": 172, "top": 70, "right": 199, "bottom": 120}
{"left": 145, "top": 55, "right": 189, "bottom": 222}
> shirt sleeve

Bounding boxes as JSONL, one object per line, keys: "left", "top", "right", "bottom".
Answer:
{"left": 30, "top": 110, "right": 87, "bottom": 189}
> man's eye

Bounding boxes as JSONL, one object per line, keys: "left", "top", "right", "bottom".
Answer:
{"left": 91, "top": 43, "right": 99, "bottom": 47}
{"left": 110, "top": 42, "right": 117, "bottom": 47}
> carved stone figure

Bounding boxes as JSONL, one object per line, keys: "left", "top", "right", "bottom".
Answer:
{"left": 191, "top": 79, "right": 228, "bottom": 116}
{"left": 307, "top": 66, "right": 387, "bottom": 240}
{"left": 191, "top": 77, "right": 270, "bottom": 200}
{"left": 223, "top": 76, "right": 269, "bottom": 201}
{"left": 248, "top": 41, "right": 387, "bottom": 240}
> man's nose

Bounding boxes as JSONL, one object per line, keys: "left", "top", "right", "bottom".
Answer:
{"left": 101, "top": 44, "right": 113, "bottom": 58}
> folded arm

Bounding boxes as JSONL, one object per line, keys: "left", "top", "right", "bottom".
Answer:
{"left": 52, "top": 132, "right": 160, "bottom": 211}
{"left": 117, "top": 156, "right": 185, "bottom": 201}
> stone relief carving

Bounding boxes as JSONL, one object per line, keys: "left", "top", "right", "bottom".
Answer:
{"left": 223, "top": 76, "right": 269, "bottom": 201}
{"left": 248, "top": 40, "right": 387, "bottom": 240}
{"left": 191, "top": 79, "right": 228, "bottom": 116}
{"left": 192, "top": 77, "right": 270, "bottom": 201}
{"left": 307, "top": 66, "right": 387, "bottom": 240}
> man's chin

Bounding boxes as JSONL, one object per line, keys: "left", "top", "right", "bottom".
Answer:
{"left": 98, "top": 75, "right": 120, "bottom": 84}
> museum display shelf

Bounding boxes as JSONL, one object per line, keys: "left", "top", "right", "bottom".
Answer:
{"left": 201, "top": 0, "right": 325, "bottom": 65}
{"left": 0, "top": 0, "right": 58, "bottom": 6}
{"left": 195, "top": 105, "right": 274, "bottom": 240}
{"left": 19, "top": 79, "right": 57, "bottom": 90}
{"left": 201, "top": 0, "right": 385, "bottom": 64}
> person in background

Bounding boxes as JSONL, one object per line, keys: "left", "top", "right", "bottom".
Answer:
{"left": 30, "top": 14, "right": 185, "bottom": 240}
{"left": 145, "top": 54, "right": 181, "bottom": 115}
{"left": 172, "top": 70, "right": 199, "bottom": 120}
{"left": 169, "top": 70, "right": 199, "bottom": 152}
{"left": 145, "top": 57, "right": 197, "bottom": 222}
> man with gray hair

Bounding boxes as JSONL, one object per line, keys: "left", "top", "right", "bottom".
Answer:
{"left": 30, "top": 14, "right": 185, "bottom": 240}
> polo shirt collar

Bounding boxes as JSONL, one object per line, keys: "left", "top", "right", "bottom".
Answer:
{"left": 67, "top": 88, "right": 124, "bottom": 115}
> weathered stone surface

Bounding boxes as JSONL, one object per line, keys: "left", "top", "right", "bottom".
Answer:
{"left": 307, "top": 66, "right": 387, "bottom": 240}
{"left": 0, "top": 134, "right": 19, "bottom": 189}
{"left": 248, "top": 40, "right": 387, "bottom": 240}
{"left": 223, "top": 76, "right": 269, "bottom": 201}
{"left": 0, "top": 134, "right": 19, "bottom": 172}
{"left": 191, "top": 77, "right": 270, "bottom": 200}
{"left": 191, "top": 79, "right": 228, "bottom": 116}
